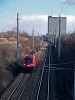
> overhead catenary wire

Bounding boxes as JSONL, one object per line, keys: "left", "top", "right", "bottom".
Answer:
{"left": 64, "top": 0, "right": 71, "bottom": 16}
{"left": 19, "top": 17, "right": 33, "bottom": 34}
{"left": 0, "top": 0, "right": 17, "bottom": 26}
{"left": 59, "top": 1, "right": 66, "bottom": 15}
{"left": 0, "top": 16, "right": 16, "bottom": 32}
{"left": 59, "top": 0, "right": 70, "bottom": 16}
{"left": 67, "top": 0, "right": 75, "bottom": 33}
{"left": 0, "top": 24, "right": 16, "bottom": 32}
{"left": 0, "top": 10, "right": 17, "bottom": 32}
{"left": 1, "top": 0, "right": 47, "bottom": 35}
{"left": 0, "top": 10, "right": 15, "bottom": 20}
{"left": 20, "top": 16, "right": 43, "bottom": 35}
{"left": 0, "top": 1, "right": 18, "bottom": 32}
{"left": 57, "top": 0, "right": 71, "bottom": 61}
{"left": 0, "top": 1, "right": 17, "bottom": 14}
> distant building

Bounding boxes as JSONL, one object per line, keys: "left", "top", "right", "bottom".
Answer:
{"left": 48, "top": 16, "right": 66, "bottom": 37}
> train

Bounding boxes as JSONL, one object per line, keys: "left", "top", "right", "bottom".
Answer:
{"left": 24, "top": 51, "right": 38, "bottom": 68}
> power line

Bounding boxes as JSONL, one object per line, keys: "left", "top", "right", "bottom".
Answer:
{"left": 0, "top": 2, "right": 18, "bottom": 32}
{"left": 19, "top": 17, "right": 32, "bottom": 34}
{"left": 0, "top": 1, "right": 17, "bottom": 14}
{"left": 0, "top": 10, "right": 13, "bottom": 19}
{"left": 20, "top": 16, "right": 40, "bottom": 34}
{"left": 0, "top": 25, "right": 16, "bottom": 33}
{"left": 59, "top": 1, "right": 66, "bottom": 15}
{"left": 59, "top": 0, "right": 70, "bottom": 16}
{"left": 64, "top": 0, "right": 70, "bottom": 16}
{"left": 16, "top": 13, "right": 20, "bottom": 64}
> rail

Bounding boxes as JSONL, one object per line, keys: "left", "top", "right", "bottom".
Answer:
{"left": 0, "top": 73, "right": 33, "bottom": 100}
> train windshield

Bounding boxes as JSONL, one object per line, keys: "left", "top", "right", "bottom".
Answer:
{"left": 25, "top": 58, "right": 33, "bottom": 63}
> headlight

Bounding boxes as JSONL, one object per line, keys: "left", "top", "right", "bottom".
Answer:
{"left": 32, "top": 64, "right": 34, "bottom": 66}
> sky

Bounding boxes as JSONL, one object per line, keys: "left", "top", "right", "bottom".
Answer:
{"left": 0, "top": 0, "right": 75, "bottom": 35}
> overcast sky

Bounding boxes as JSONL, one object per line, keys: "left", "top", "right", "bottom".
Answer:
{"left": 0, "top": 0, "right": 75, "bottom": 35}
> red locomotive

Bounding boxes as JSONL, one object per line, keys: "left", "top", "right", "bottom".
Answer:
{"left": 24, "top": 51, "right": 38, "bottom": 68}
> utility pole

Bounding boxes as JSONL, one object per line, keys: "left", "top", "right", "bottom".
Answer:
{"left": 74, "top": 63, "right": 75, "bottom": 100}
{"left": 42, "top": 35, "right": 43, "bottom": 43}
{"left": 32, "top": 28, "right": 34, "bottom": 51}
{"left": 38, "top": 32, "right": 39, "bottom": 37}
{"left": 54, "top": 28, "right": 56, "bottom": 47}
{"left": 16, "top": 13, "right": 20, "bottom": 64}
{"left": 58, "top": 16, "right": 61, "bottom": 61}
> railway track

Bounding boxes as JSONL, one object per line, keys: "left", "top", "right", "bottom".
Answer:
{"left": 0, "top": 73, "right": 24, "bottom": 100}
{"left": 0, "top": 45, "right": 48, "bottom": 100}
{"left": 18, "top": 49, "right": 48, "bottom": 100}
{"left": 1, "top": 43, "right": 73, "bottom": 100}
{"left": 33, "top": 44, "right": 50, "bottom": 100}
{"left": 0, "top": 73, "right": 33, "bottom": 100}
